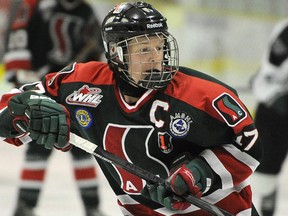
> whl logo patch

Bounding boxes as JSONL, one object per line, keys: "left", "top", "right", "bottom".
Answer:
{"left": 212, "top": 93, "right": 247, "bottom": 127}
{"left": 66, "top": 85, "right": 103, "bottom": 107}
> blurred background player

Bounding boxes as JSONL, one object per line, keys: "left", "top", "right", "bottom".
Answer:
{"left": 3, "top": 0, "right": 105, "bottom": 215}
{"left": 251, "top": 18, "right": 288, "bottom": 216}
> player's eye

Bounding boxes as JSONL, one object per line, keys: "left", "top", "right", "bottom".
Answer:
{"left": 155, "top": 46, "right": 163, "bottom": 52}
{"left": 139, "top": 47, "right": 150, "bottom": 53}
{"left": 139, "top": 46, "right": 163, "bottom": 53}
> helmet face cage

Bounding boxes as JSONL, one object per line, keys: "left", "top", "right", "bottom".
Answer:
{"left": 112, "top": 32, "right": 179, "bottom": 89}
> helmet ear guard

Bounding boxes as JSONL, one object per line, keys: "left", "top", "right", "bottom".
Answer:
{"left": 102, "top": 2, "right": 179, "bottom": 90}
{"left": 106, "top": 42, "right": 123, "bottom": 62}
{"left": 105, "top": 41, "right": 127, "bottom": 72}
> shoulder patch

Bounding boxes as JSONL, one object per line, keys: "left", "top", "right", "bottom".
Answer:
{"left": 212, "top": 93, "right": 247, "bottom": 127}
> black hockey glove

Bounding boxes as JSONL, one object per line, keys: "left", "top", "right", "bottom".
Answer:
{"left": 141, "top": 153, "right": 214, "bottom": 211}
{"left": 8, "top": 91, "right": 71, "bottom": 150}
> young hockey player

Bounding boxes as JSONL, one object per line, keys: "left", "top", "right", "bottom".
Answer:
{"left": 1, "top": 1, "right": 262, "bottom": 215}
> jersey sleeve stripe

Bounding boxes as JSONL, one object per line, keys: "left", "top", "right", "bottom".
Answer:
{"left": 222, "top": 144, "right": 260, "bottom": 172}
{"left": 200, "top": 149, "right": 234, "bottom": 190}
{"left": 204, "top": 179, "right": 249, "bottom": 202}
{"left": 202, "top": 146, "right": 256, "bottom": 188}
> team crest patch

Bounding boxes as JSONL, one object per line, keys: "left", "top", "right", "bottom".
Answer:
{"left": 212, "top": 93, "right": 247, "bottom": 127}
{"left": 169, "top": 112, "right": 193, "bottom": 137}
{"left": 66, "top": 85, "right": 103, "bottom": 107}
{"left": 75, "top": 108, "right": 93, "bottom": 128}
{"left": 158, "top": 132, "right": 173, "bottom": 154}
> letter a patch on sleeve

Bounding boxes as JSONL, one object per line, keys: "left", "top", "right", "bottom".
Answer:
{"left": 212, "top": 93, "right": 247, "bottom": 127}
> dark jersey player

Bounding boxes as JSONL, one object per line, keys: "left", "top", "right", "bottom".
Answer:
{"left": 4, "top": 0, "right": 103, "bottom": 86}
{"left": 0, "top": 2, "right": 262, "bottom": 215}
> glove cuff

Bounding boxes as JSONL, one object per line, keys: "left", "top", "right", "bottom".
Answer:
{"left": 186, "top": 158, "right": 215, "bottom": 194}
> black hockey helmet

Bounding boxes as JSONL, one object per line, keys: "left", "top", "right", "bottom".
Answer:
{"left": 102, "top": 1, "right": 179, "bottom": 90}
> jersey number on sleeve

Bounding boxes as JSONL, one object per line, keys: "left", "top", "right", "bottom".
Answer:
{"left": 236, "top": 128, "right": 258, "bottom": 151}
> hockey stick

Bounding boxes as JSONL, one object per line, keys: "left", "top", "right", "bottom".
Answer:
{"left": 69, "top": 132, "right": 234, "bottom": 216}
